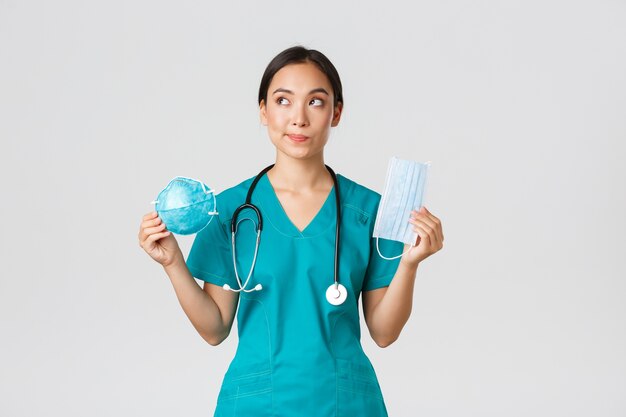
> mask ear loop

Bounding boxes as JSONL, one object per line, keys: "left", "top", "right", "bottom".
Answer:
{"left": 190, "top": 189, "right": 220, "bottom": 235}
{"left": 375, "top": 237, "right": 414, "bottom": 260}
{"left": 206, "top": 188, "right": 219, "bottom": 216}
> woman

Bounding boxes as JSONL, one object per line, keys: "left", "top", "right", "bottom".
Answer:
{"left": 138, "top": 45, "right": 444, "bottom": 417}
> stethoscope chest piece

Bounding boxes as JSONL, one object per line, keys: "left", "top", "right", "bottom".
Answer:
{"left": 326, "top": 283, "right": 347, "bottom": 305}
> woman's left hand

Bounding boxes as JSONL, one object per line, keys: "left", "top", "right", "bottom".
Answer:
{"left": 401, "top": 206, "right": 444, "bottom": 267}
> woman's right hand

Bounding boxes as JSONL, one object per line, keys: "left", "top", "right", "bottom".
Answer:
{"left": 138, "top": 211, "right": 183, "bottom": 267}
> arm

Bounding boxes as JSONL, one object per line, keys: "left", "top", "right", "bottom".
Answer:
{"left": 163, "top": 254, "right": 239, "bottom": 346}
{"left": 363, "top": 206, "right": 443, "bottom": 347}
{"left": 362, "top": 261, "right": 418, "bottom": 347}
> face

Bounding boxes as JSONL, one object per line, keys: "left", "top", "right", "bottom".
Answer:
{"left": 259, "top": 62, "right": 342, "bottom": 161}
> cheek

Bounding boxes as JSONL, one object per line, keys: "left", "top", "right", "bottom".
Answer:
{"left": 266, "top": 110, "right": 288, "bottom": 128}
{"left": 318, "top": 107, "right": 335, "bottom": 123}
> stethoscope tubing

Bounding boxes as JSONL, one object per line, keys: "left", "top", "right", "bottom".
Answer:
{"left": 229, "top": 164, "right": 341, "bottom": 292}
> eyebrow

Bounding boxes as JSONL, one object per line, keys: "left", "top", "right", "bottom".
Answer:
{"left": 272, "top": 87, "right": 329, "bottom": 96}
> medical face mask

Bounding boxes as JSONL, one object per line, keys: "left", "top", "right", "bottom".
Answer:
{"left": 151, "top": 176, "right": 219, "bottom": 235}
{"left": 373, "top": 157, "right": 431, "bottom": 259}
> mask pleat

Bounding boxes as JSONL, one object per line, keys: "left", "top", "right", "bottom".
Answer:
{"left": 372, "top": 157, "right": 430, "bottom": 247}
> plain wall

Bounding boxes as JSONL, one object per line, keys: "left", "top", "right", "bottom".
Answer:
{"left": 1, "top": 0, "right": 625, "bottom": 415}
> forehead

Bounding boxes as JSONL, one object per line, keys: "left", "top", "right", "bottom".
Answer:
{"left": 269, "top": 62, "right": 332, "bottom": 92}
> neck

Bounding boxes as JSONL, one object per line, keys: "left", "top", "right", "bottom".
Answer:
{"left": 267, "top": 152, "right": 332, "bottom": 192}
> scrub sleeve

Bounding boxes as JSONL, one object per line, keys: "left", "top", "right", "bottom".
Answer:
{"left": 186, "top": 174, "right": 403, "bottom": 417}
{"left": 363, "top": 236, "right": 404, "bottom": 291}
{"left": 186, "top": 198, "right": 238, "bottom": 290}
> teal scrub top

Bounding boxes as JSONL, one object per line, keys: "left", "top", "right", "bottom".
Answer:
{"left": 186, "top": 172, "right": 403, "bottom": 417}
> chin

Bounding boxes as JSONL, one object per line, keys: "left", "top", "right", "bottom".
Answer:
{"left": 275, "top": 146, "right": 319, "bottom": 160}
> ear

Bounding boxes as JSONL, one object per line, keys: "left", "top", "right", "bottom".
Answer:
{"left": 330, "top": 101, "right": 343, "bottom": 127}
{"left": 259, "top": 99, "right": 268, "bottom": 126}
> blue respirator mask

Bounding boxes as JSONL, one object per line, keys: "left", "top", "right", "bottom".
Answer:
{"left": 373, "top": 157, "right": 431, "bottom": 259}
{"left": 151, "top": 176, "right": 219, "bottom": 235}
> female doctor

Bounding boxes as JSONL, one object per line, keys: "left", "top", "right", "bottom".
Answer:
{"left": 138, "top": 46, "right": 444, "bottom": 417}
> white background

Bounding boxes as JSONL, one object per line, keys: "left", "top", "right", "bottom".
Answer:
{"left": 1, "top": 0, "right": 625, "bottom": 416}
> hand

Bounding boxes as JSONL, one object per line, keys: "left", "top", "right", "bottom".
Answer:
{"left": 138, "top": 211, "right": 183, "bottom": 267}
{"left": 401, "top": 206, "right": 444, "bottom": 267}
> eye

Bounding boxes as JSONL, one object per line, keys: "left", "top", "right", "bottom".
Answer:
{"left": 310, "top": 98, "right": 324, "bottom": 106}
{"left": 276, "top": 97, "right": 290, "bottom": 105}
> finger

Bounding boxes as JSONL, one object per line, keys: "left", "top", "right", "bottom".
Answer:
{"left": 410, "top": 213, "right": 440, "bottom": 244}
{"left": 419, "top": 206, "right": 439, "bottom": 221}
{"left": 410, "top": 210, "right": 437, "bottom": 230}
{"left": 144, "top": 223, "right": 167, "bottom": 237}
{"left": 409, "top": 220, "right": 432, "bottom": 247}
{"left": 142, "top": 216, "right": 162, "bottom": 228}
{"left": 414, "top": 208, "right": 443, "bottom": 243}
{"left": 410, "top": 219, "right": 440, "bottom": 251}
{"left": 139, "top": 222, "right": 166, "bottom": 243}
{"left": 411, "top": 217, "right": 443, "bottom": 247}
{"left": 142, "top": 230, "right": 171, "bottom": 249}
{"left": 143, "top": 211, "right": 158, "bottom": 221}
{"left": 416, "top": 207, "right": 440, "bottom": 227}
{"left": 409, "top": 217, "right": 439, "bottom": 247}
{"left": 146, "top": 230, "right": 171, "bottom": 243}
{"left": 139, "top": 218, "right": 162, "bottom": 240}
{"left": 412, "top": 223, "right": 431, "bottom": 248}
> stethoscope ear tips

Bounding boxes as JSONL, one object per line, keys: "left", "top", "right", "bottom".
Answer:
{"left": 254, "top": 284, "right": 263, "bottom": 291}
{"left": 223, "top": 284, "right": 231, "bottom": 290}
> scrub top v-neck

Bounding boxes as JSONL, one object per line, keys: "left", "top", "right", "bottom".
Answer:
{"left": 186, "top": 172, "right": 403, "bottom": 417}
{"left": 258, "top": 173, "right": 336, "bottom": 237}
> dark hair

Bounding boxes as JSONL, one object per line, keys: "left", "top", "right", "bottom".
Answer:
{"left": 258, "top": 45, "right": 343, "bottom": 109}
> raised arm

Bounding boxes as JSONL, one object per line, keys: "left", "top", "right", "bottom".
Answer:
{"left": 163, "top": 256, "right": 239, "bottom": 346}
{"left": 363, "top": 207, "right": 443, "bottom": 347}
{"left": 139, "top": 211, "right": 238, "bottom": 346}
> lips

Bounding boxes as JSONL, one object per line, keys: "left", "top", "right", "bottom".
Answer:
{"left": 287, "top": 134, "right": 309, "bottom": 142}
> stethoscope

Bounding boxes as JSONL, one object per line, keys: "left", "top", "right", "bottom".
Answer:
{"left": 221, "top": 164, "right": 347, "bottom": 306}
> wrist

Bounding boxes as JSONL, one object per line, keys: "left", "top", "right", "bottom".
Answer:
{"left": 398, "top": 258, "right": 419, "bottom": 274}
{"left": 162, "top": 252, "right": 185, "bottom": 270}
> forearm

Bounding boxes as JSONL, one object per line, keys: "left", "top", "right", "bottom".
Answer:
{"left": 369, "top": 261, "right": 418, "bottom": 346}
{"left": 163, "top": 256, "right": 228, "bottom": 345}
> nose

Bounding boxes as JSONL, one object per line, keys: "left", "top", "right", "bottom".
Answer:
{"left": 291, "top": 103, "right": 309, "bottom": 127}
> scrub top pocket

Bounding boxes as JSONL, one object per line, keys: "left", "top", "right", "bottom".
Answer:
{"left": 335, "top": 358, "right": 388, "bottom": 417}
{"left": 215, "top": 369, "right": 273, "bottom": 417}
